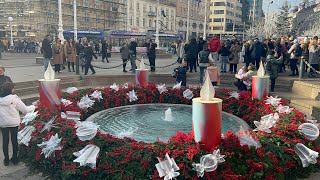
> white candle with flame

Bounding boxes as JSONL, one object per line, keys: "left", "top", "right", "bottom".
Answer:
{"left": 192, "top": 71, "right": 222, "bottom": 150}
{"left": 135, "top": 57, "right": 149, "bottom": 87}
{"left": 252, "top": 61, "right": 270, "bottom": 100}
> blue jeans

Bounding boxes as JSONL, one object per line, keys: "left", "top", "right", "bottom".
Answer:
{"left": 220, "top": 56, "right": 228, "bottom": 72}
{"left": 199, "top": 66, "right": 206, "bottom": 84}
{"left": 44, "top": 58, "right": 50, "bottom": 71}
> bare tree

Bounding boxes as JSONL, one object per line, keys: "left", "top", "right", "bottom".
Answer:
{"left": 303, "top": 20, "right": 320, "bottom": 37}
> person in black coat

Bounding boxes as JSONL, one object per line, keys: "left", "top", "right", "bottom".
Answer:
{"left": 185, "top": 38, "right": 198, "bottom": 73}
{"left": 145, "top": 39, "right": 157, "bottom": 72}
{"left": 101, "top": 40, "right": 109, "bottom": 63}
{"left": 41, "top": 35, "right": 53, "bottom": 71}
{"left": 83, "top": 43, "right": 97, "bottom": 76}
{"left": 129, "top": 38, "right": 138, "bottom": 72}
{"left": 197, "top": 37, "right": 206, "bottom": 54}
{"left": 249, "top": 38, "right": 263, "bottom": 69}
{"left": 244, "top": 40, "right": 252, "bottom": 67}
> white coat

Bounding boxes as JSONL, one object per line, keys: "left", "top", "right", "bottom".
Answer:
{"left": 0, "top": 94, "right": 35, "bottom": 128}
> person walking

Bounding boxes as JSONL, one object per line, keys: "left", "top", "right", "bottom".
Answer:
{"left": 288, "top": 39, "right": 301, "bottom": 76}
{"left": 41, "top": 35, "right": 53, "bottom": 71}
{"left": 52, "top": 38, "right": 63, "bottom": 73}
{"left": 0, "top": 82, "right": 35, "bottom": 166}
{"left": 185, "top": 38, "right": 198, "bottom": 73}
{"left": 120, "top": 42, "right": 129, "bottom": 72}
{"left": 208, "top": 34, "right": 221, "bottom": 66}
{"left": 66, "top": 39, "right": 76, "bottom": 72}
{"left": 198, "top": 44, "right": 212, "bottom": 84}
{"left": 265, "top": 51, "right": 283, "bottom": 92}
{"left": 229, "top": 41, "right": 241, "bottom": 74}
{"left": 146, "top": 39, "right": 157, "bottom": 72}
{"left": 83, "top": 43, "right": 97, "bottom": 76}
{"left": 219, "top": 41, "right": 231, "bottom": 73}
{"left": 101, "top": 40, "right": 109, "bottom": 63}
{"left": 308, "top": 39, "right": 320, "bottom": 78}
{"left": 250, "top": 38, "right": 263, "bottom": 69}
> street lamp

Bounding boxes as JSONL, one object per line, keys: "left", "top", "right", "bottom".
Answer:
{"left": 8, "top": 17, "right": 13, "bottom": 49}
{"left": 58, "top": 0, "right": 65, "bottom": 43}
{"left": 73, "top": 0, "right": 77, "bottom": 41}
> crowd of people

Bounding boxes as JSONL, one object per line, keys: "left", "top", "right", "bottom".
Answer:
{"left": 174, "top": 34, "right": 320, "bottom": 92}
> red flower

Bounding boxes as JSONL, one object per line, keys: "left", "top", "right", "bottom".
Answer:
{"left": 284, "top": 148, "right": 296, "bottom": 155}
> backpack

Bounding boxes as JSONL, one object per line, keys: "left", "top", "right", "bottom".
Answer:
{"left": 294, "top": 45, "right": 302, "bottom": 57}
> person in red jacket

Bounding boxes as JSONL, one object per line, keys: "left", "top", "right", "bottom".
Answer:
{"left": 208, "top": 34, "right": 221, "bottom": 66}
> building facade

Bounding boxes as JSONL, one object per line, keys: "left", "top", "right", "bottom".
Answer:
{"left": 173, "top": 0, "right": 208, "bottom": 40}
{"left": 0, "top": 0, "right": 127, "bottom": 40}
{"left": 208, "top": 0, "right": 243, "bottom": 38}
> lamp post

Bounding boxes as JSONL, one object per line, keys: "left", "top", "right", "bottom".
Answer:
{"left": 203, "top": 0, "right": 208, "bottom": 40}
{"left": 58, "top": 0, "right": 65, "bottom": 42}
{"left": 8, "top": 17, "right": 13, "bottom": 49}
{"left": 155, "top": 0, "right": 160, "bottom": 49}
{"left": 186, "top": 0, "right": 190, "bottom": 42}
{"left": 73, "top": 0, "right": 77, "bottom": 41}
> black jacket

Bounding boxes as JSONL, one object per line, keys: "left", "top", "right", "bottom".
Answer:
{"left": 185, "top": 43, "right": 198, "bottom": 61}
{"left": 42, "top": 38, "right": 52, "bottom": 59}
{"left": 84, "top": 46, "right": 97, "bottom": 61}
{"left": 220, "top": 46, "right": 230, "bottom": 56}
{"left": 129, "top": 42, "right": 138, "bottom": 55}
{"left": 145, "top": 42, "right": 157, "bottom": 58}
{"left": 250, "top": 41, "right": 263, "bottom": 60}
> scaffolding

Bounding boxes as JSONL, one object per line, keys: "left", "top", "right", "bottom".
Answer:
{"left": 0, "top": 0, "right": 127, "bottom": 40}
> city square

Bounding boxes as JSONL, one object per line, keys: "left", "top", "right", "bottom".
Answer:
{"left": 0, "top": 0, "right": 320, "bottom": 179}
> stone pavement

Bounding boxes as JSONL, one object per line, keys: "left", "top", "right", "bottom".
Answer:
{"left": 0, "top": 52, "right": 319, "bottom": 179}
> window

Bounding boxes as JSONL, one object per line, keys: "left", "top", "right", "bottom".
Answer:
{"left": 214, "top": 10, "right": 224, "bottom": 14}
{"left": 149, "top": 19, "right": 152, "bottom": 27}
{"left": 212, "top": 26, "right": 223, "bottom": 30}
{"left": 213, "top": 18, "right": 224, "bottom": 22}
{"left": 130, "top": 17, "right": 133, "bottom": 25}
{"left": 143, "top": 18, "right": 146, "bottom": 27}
{"left": 137, "top": 2, "right": 139, "bottom": 11}
{"left": 214, "top": 2, "right": 225, "bottom": 6}
{"left": 136, "top": 17, "right": 139, "bottom": 26}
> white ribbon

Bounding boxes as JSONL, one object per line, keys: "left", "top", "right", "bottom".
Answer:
{"left": 192, "top": 149, "right": 225, "bottom": 177}
{"left": 237, "top": 126, "right": 261, "bottom": 148}
{"left": 229, "top": 91, "right": 240, "bottom": 99}
{"left": 110, "top": 83, "right": 119, "bottom": 91}
{"left": 22, "top": 111, "right": 38, "bottom": 125}
{"left": 78, "top": 95, "right": 95, "bottom": 109}
{"left": 90, "top": 90, "right": 103, "bottom": 101}
{"left": 298, "top": 123, "right": 320, "bottom": 141}
{"left": 155, "top": 153, "right": 180, "bottom": 180}
{"left": 126, "top": 90, "right": 138, "bottom": 102}
{"left": 295, "top": 143, "right": 319, "bottom": 168}
{"left": 172, "top": 82, "right": 182, "bottom": 90}
{"left": 265, "top": 96, "right": 282, "bottom": 106}
{"left": 61, "top": 98, "right": 72, "bottom": 106}
{"left": 73, "top": 144, "right": 100, "bottom": 169}
{"left": 37, "top": 133, "right": 62, "bottom": 158}
{"left": 253, "top": 113, "right": 279, "bottom": 133}
{"left": 41, "top": 116, "right": 57, "bottom": 133}
{"left": 66, "top": 87, "right": 78, "bottom": 94}
{"left": 122, "top": 83, "right": 129, "bottom": 89}
{"left": 66, "top": 111, "right": 81, "bottom": 121}
{"left": 276, "top": 104, "right": 293, "bottom": 114}
{"left": 61, "top": 112, "right": 67, "bottom": 119}
{"left": 183, "top": 89, "right": 194, "bottom": 100}
{"left": 75, "top": 121, "right": 99, "bottom": 141}
{"left": 157, "top": 84, "right": 168, "bottom": 94}
{"left": 18, "top": 126, "right": 35, "bottom": 146}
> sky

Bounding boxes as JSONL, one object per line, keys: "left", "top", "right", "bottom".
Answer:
{"left": 263, "top": 0, "right": 301, "bottom": 12}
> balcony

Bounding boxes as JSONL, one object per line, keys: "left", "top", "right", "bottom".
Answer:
{"left": 148, "top": 11, "right": 156, "bottom": 17}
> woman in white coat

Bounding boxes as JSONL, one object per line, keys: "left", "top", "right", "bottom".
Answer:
{"left": 0, "top": 82, "right": 35, "bottom": 166}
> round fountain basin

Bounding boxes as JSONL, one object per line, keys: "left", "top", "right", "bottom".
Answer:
{"left": 87, "top": 104, "right": 250, "bottom": 143}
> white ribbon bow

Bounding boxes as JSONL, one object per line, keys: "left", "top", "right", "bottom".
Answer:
{"left": 192, "top": 149, "right": 225, "bottom": 177}
{"left": 276, "top": 104, "right": 293, "bottom": 114}
{"left": 295, "top": 143, "right": 319, "bottom": 168}
{"left": 73, "top": 144, "right": 100, "bottom": 169}
{"left": 110, "top": 83, "right": 119, "bottom": 91}
{"left": 183, "top": 89, "right": 194, "bottom": 100}
{"left": 78, "top": 95, "right": 95, "bottom": 109}
{"left": 37, "top": 133, "right": 62, "bottom": 158}
{"left": 18, "top": 126, "right": 35, "bottom": 146}
{"left": 265, "top": 96, "right": 282, "bottom": 106}
{"left": 41, "top": 116, "right": 57, "bottom": 133}
{"left": 61, "top": 98, "right": 72, "bottom": 106}
{"left": 66, "top": 111, "right": 81, "bottom": 121}
{"left": 298, "top": 123, "right": 320, "bottom": 141}
{"left": 157, "top": 84, "right": 168, "bottom": 94}
{"left": 172, "top": 82, "right": 182, "bottom": 90}
{"left": 126, "top": 90, "right": 138, "bottom": 102}
{"left": 75, "top": 121, "right": 99, "bottom": 141}
{"left": 66, "top": 87, "right": 78, "bottom": 94}
{"left": 90, "top": 90, "right": 103, "bottom": 101}
{"left": 155, "top": 153, "right": 180, "bottom": 180}
{"left": 253, "top": 113, "right": 279, "bottom": 133}
{"left": 22, "top": 111, "right": 38, "bottom": 125}
{"left": 229, "top": 91, "right": 240, "bottom": 99}
{"left": 237, "top": 126, "right": 261, "bottom": 148}
{"left": 122, "top": 83, "right": 129, "bottom": 89}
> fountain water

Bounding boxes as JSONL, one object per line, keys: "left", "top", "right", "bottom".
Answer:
{"left": 163, "top": 108, "right": 173, "bottom": 122}
{"left": 117, "top": 127, "right": 139, "bottom": 138}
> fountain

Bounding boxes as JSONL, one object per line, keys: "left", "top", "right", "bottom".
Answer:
{"left": 163, "top": 108, "right": 173, "bottom": 122}
{"left": 87, "top": 104, "right": 250, "bottom": 143}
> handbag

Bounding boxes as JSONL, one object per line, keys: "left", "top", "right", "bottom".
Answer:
{"left": 171, "top": 69, "right": 178, "bottom": 78}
